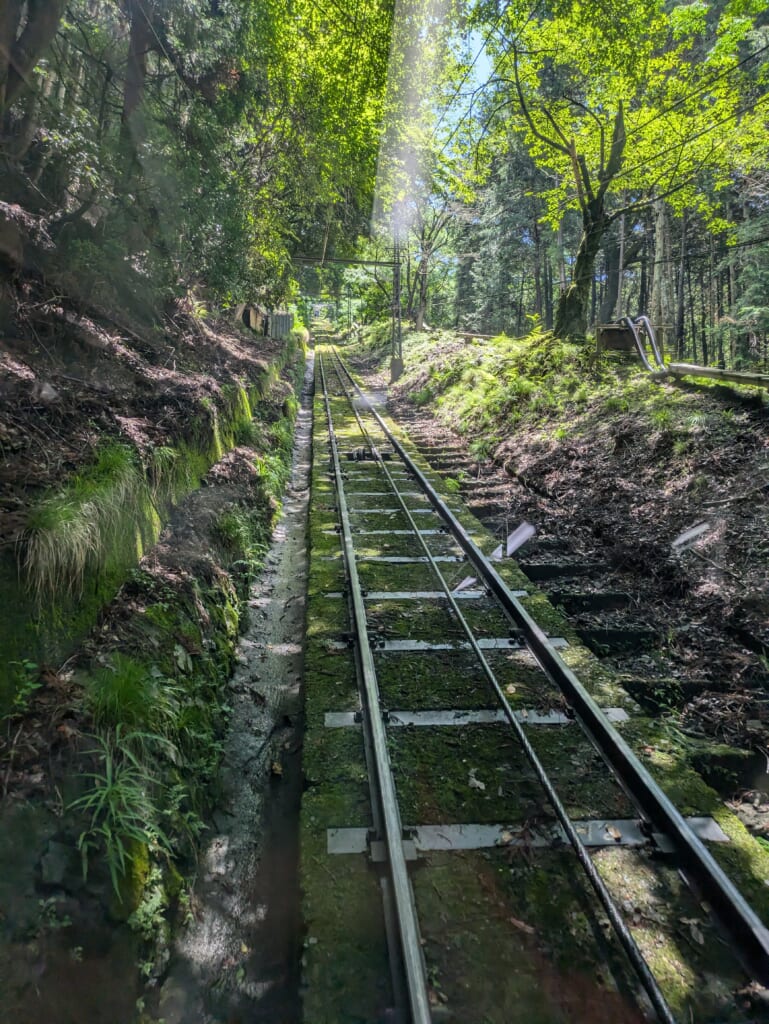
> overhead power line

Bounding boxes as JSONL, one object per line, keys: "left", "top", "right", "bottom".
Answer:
{"left": 293, "top": 255, "right": 397, "bottom": 267}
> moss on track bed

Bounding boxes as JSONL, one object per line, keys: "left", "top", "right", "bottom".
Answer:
{"left": 376, "top": 649, "right": 557, "bottom": 711}
{"left": 299, "top": 348, "right": 769, "bottom": 1024}
{"left": 389, "top": 723, "right": 636, "bottom": 824}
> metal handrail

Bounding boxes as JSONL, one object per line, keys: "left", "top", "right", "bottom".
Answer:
{"left": 617, "top": 315, "right": 667, "bottom": 372}
{"left": 635, "top": 316, "right": 666, "bottom": 370}
{"left": 619, "top": 316, "right": 660, "bottom": 372}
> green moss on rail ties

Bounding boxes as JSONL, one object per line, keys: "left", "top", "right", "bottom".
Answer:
{"left": 303, "top": 727, "right": 371, "bottom": 827}
{"left": 366, "top": 595, "right": 512, "bottom": 641}
{"left": 300, "top": 832, "right": 390, "bottom": 1024}
{"left": 390, "top": 723, "right": 635, "bottom": 825}
{"left": 303, "top": 650, "right": 358, "bottom": 720}
{"left": 376, "top": 648, "right": 550, "bottom": 710}
{"left": 414, "top": 848, "right": 644, "bottom": 1024}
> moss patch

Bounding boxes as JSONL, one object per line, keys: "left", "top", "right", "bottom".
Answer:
{"left": 0, "top": 335, "right": 304, "bottom": 711}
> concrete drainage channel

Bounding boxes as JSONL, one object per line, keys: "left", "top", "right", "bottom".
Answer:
{"left": 299, "top": 343, "right": 769, "bottom": 1024}
{"left": 157, "top": 352, "right": 315, "bottom": 1024}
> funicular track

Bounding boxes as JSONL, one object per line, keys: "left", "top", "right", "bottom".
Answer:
{"left": 303, "top": 344, "right": 769, "bottom": 1024}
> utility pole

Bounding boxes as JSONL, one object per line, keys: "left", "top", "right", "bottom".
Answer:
{"left": 390, "top": 233, "right": 403, "bottom": 382}
{"left": 614, "top": 212, "right": 625, "bottom": 320}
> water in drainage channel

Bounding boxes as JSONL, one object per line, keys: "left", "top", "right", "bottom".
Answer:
{"left": 155, "top": 353, "right": 315, "bottom": 1024}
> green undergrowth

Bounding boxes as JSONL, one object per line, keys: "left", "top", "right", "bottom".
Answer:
{"left": 361, "top": 321, "right": 767, "bottom": 457}
{"left": 64, "top": 558, "right": 244, "bottom": 957}
{"left": 60, "top": 362, "right": 303, "bottom": 968}
{"left": 0, "top": 347, "right": 304, "bottom": 992}
{"left": 0, "top": 336, "right": 303, "bottom": 713}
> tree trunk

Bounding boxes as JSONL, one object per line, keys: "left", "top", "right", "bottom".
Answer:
{"left": 698, "top": 265, "right": 708, "bottom": 364}
{"left": 533, "top": 219, "right": 543, "bottom": 319}
{"left": 675, "top": 211, "right": 687, "bottom": 360}
{"left": 1, "top": 0, "right": 64, "bottom": 181}
{"left": 638, "top": 232, "right": 648, "bottom": 312}
{"left": 650, "top": 200, "right": 675, "bottom": 350}
{"left": 557, "top": 218, "right": 567, "bottom": 291}
{"left": 543, "top": 252, "right": 553, "bottom": 329}
{"left": 121, "top": 0, "right": 153, "bottom": 168}
{"left": 614, "top": 213, "right": 625, "bottom": 318}
{"left": 686, "top": 260, "right": 696, "bottom": 363}
{"left": 554, "top": 199, "right": 607, "bottom": 339}
{"left": 516, "top": 273, "right": 525, "bottom": 335}
{"left": 415, "top": 258, "right": 428, "bottom": 331}
{"left": 3, "top": 0, "right": 64, "bottom": 115}
{"left": 0, "top": 0, "right": 24, "bottom": 117}
{"left": 599, "top": 230, "right": 620, "bottom": 323}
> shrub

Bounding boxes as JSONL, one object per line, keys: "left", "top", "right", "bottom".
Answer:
{"left": 70, "top": 727, "right": 171, "bottom": 896}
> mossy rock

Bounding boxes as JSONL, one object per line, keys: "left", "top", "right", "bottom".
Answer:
{"left": 109, "top": 839, "right": 150, "bottom": 922}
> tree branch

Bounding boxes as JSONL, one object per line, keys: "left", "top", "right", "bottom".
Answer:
{"left": 5, "top": 0, "right": 66, "bottom": 109}
{"left": 511, "top": 48, "right": 570, "bottom": 158}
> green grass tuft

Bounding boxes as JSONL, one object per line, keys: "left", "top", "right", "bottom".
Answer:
{"left": 23, "top": 443, "right": 152, "bottom": 602}
{"left": 83, "top": 653, "right": 181, "bottom": 737}
{"left": 69, "top": 725, "right": 171, "bottom": 896}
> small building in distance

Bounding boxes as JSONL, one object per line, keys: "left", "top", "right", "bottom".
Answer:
{"left": 235, "top": 303, "right": 294, "bottom": 340}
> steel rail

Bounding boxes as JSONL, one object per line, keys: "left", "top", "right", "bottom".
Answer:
{"left": 327, "top": 349, "right": 677, "bottom": 1023}
{"left": 332, "top": 346, "right": 769, "bottom": 988}
{"left": 318, "top": 355, "right": 432, "bottom": 1024}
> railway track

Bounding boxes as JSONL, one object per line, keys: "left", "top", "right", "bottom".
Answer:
{"left": 299, "top": 341, "right": 769, "bottom": 1024}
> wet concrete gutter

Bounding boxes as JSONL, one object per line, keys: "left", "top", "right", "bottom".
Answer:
{"left": 158, "top": 351, "right": 314, "bottom": 1024}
